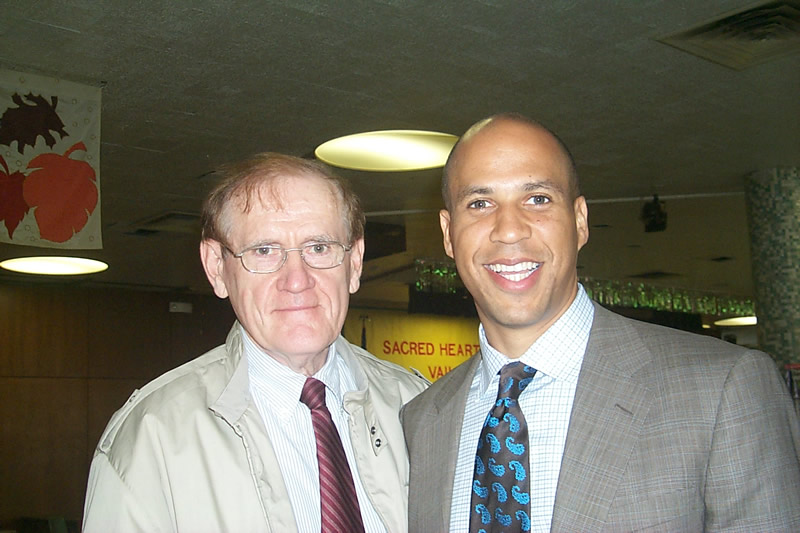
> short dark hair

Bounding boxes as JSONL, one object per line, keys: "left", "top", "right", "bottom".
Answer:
{"left": 201, "top": 152, "right": 365, "bottom": 246}
{"left": 441, "top": 112, "right": 580, "bottom": 210}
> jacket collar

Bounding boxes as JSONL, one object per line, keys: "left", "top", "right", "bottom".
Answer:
{"left": 209, "top": 323, "right": 251, "bottom": 424}
{"left": 335, "top": 336, "right": 369, "bottom": 393}
{"left": 551, "top": 303, "right": 653, "bottom": 530}
{"left": 336, "top": 337, "right": 389, "bottom": 457}
{"left": 209, "top": 328, "right": 373, "bottom": 425}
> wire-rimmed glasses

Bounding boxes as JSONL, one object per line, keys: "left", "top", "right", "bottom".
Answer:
{"left": 224, "top": 242, "right": 352, "bottom": 274}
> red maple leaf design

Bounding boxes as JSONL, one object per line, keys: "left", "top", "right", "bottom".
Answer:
{"left": 0, "top": 155, "right": 30, "bottom": 239}
{"left": 23, "top": 142, "right": 98, "bottom": 243}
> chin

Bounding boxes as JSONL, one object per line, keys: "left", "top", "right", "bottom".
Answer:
{"left": 285, "top": 332, "right": 336, "bottom": 353}
{"left": 483, "top": 303, "right": 549, "bottom": 327}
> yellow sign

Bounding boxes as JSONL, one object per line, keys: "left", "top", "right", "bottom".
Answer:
{"left": 343, "top": 308, "right": 480, "bottom": 381}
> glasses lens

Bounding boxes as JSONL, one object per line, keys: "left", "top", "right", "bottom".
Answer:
{"left": 303, "top": 242, "right": 344, "bottom": 269}
{"left": 243, "top": 246, "right": 284, "bottom": 273}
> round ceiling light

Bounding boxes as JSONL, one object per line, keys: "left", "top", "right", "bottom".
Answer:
{"left": 315, "top": 130, "right": 458, "bottom": 171}
{"left": 714, "top": 316, "right": 757, "bottom": 327}
{"left": 0, "top": 256, "right": 108, "bottom": 275}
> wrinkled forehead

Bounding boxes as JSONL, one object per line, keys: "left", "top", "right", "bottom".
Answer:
{"left": 222, "top": 173, "right": 349, "bottom": 241}
{"left": 237, "top": 172, "right": 341, "bottom": 213}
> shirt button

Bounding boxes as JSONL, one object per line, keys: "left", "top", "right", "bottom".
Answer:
{"left": 370, "top": 426, "right": 377, "bottom": 435}
{"left": 374, "top": 439, "right": 381, "bottom": 447}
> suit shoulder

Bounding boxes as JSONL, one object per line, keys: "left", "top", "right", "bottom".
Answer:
{"left": 600, "top": 306, "right": 753, "bottom": 355}
{"left": 629, "top": 315, "right": 758, "bottom": 358}
{"left": 600, "top": 308, "right": 779, "bottom": 385}
{"left": 404, "top": 354, "right": 477, "bottom": 412}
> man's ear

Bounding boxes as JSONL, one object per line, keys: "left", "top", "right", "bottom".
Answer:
{"left": 200, "top": 239, "right": 230, "bottom": 299}
{"left": 439, "top": 209, "right": 454, "bottom": 259}
{"left": 574, "top": 195, "right": 589, "bottom": 251}
{"left": 348, "top": 238, "right": 365, "bottom": 294}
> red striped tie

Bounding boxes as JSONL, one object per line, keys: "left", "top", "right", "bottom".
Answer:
{"left": 300, "top": 377, "right": 366, "bottom": 533}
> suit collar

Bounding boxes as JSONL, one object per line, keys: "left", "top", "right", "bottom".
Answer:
{"left": 427, "top": 353, "right": 482, "bottom": 415}
{"left": 552, "top": 304, "right": 654, "bottom": 530}
{"left": 420, "top": 353, "right": 482, "bottom": 529}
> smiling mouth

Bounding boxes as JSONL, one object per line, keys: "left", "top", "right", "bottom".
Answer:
{"left": 486, "top": 261, "right": 541, "bottom": 282}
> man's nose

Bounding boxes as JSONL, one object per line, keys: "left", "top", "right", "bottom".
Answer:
{"left": 277, "top": 249, "right": 315, "bottom": 292}
{"left": 490, "top": 206, "right": 532, "bottom": 244}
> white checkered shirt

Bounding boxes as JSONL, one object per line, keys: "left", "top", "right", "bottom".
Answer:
{"left": 449, "top": 285, "right": 594, "bottom": 533}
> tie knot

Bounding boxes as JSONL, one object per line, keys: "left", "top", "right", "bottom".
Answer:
{"left": 300, "top": 377, "right": 326, "bottom": 410}
{"left": 497, "top": 361, "right": 537, "bottom": 401}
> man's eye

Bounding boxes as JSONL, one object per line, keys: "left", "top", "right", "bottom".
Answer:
{"left": 254, "top": 246, "right": 280, "bottom": 257}
{"left": 467, "top": 199, "right": 491, "bottom": 209}
{"left": 528, "top": 195, "right": 550, "bottom": 205}
{"left": 307, "top": 243, "right": 331, "bottom": 255}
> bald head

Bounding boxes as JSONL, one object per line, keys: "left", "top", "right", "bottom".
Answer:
{"left": 441, "top": 113, "right": 579, "bottom": 210}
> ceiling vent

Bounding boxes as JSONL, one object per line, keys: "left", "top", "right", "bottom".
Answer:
{"left": 658, "top": 1, "right": 800, "bottom": 70}
{"left": 130, "top": 211, "right": 200, "bottom": 235}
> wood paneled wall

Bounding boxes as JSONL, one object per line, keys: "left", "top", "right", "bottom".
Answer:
{"left": 0, "top": 283, "right": 235, "bottom": 526}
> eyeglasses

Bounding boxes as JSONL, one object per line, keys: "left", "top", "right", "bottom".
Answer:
{"left": 224, "top": 242, "right": 352, "bottom": 274}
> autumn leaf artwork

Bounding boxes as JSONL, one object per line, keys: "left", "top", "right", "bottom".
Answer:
{"left": 0, "top": 157, "right": 27, "bottom": 239}
{"left": 0, "top": 91, "right": 98, "bottom": 243}
{"left": 0, "top": 93, "right": 68, "bottom": 154}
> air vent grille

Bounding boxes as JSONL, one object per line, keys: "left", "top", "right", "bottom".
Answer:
{"left": 659, "top": 1, "right": 800, "bottom": 70}
{"left": 131, "top": 211, "right": 200, "bottom": 235}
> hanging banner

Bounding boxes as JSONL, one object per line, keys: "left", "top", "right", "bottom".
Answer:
{"left": 0, "top": 69, "right": 102, "bottom": 248}
{"left": 344, "top": 308, "right": 480, "bottom": 381}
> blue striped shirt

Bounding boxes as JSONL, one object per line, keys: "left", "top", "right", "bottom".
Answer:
{"left": 244, "top": 330, "right": 387, "bottom": 533}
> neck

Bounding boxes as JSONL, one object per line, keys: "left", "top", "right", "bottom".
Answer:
{"left": 267, "top": 349, "right": 329, "bottom": 376}
{"left": 242, "top": 328, "right": 331, "bottom": 376}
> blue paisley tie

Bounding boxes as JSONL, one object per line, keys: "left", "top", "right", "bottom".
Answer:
{"left": 469, "top": 362, "right": 537, "bottom": 533}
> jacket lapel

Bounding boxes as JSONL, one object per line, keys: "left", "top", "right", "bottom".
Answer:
{"left": 420, "top": 354, "right": 481, "bottom": 530}
{"left": 551, "top": 304, "right": 653, "bottom": 531}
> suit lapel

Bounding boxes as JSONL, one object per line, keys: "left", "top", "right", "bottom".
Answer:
{"left": 421, "top": 354, "right": 481, "bottom": 530}
{"left": 551, "top": 304, "right": 653, "bottom": 531}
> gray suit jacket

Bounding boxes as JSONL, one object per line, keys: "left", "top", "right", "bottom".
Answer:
{"left": 402, "top": 303, "right": 800, "bottom": 532}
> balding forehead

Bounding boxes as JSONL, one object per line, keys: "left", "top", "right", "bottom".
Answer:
{"left": 447, "top": 118, "right": 578, "bottom": 197}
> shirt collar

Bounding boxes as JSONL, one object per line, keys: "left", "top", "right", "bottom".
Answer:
{"left": 478, "top": 284, "right": 594, "bottom": 394}
{"left": 243, "top": 326, "right": 345, "bottom": 420}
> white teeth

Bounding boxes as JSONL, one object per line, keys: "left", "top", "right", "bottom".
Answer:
{"left": 486, "top": 262, "right": 541, "bottom": 282}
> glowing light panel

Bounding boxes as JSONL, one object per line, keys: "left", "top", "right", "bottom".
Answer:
{"left": 315, "top": 130, "right": 458, "bottom": 171}
{"left": 0, "top": 256, "right": 108, "bottom": 275}
{"left": 714, "top": 316, "right": 757, "bottom": 327}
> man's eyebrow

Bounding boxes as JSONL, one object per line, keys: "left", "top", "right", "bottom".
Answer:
{"left": 304, "top": 234, "right": 339, "bottom": 243}
{"left": 240, "top": 233, "right": 339, "bottom": 249}
{"left": 454, "top": 180, "right": 566, "bottom": 204}
{"left": 523, "top": 180, "right": 565, "bottom": 194}
{"left": 241, "top": 238, "right": 279, "bottom": 250}
{"left": 454, "top": 185, "right": 493, "bottom": 205}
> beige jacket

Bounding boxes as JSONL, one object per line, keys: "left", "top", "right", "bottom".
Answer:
{"left": 83, "top": 324, "right": 427, "bottom": 533}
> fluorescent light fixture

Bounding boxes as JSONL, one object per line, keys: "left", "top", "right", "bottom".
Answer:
{"left": 0, "top": 256, "right": 108, "bottom": 275}
{"left": 714, "top": 316, "right": 757, "bottom": 327}
{"left": 315, "top": 130, "right": 458, "bottom": 171}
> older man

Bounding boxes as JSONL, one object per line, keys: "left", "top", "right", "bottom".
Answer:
{"left": 83, "top": 153, "right": 427, "bottom": 533}
{"left": 402, "top": 113, "right": 800, "bottom": 532}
